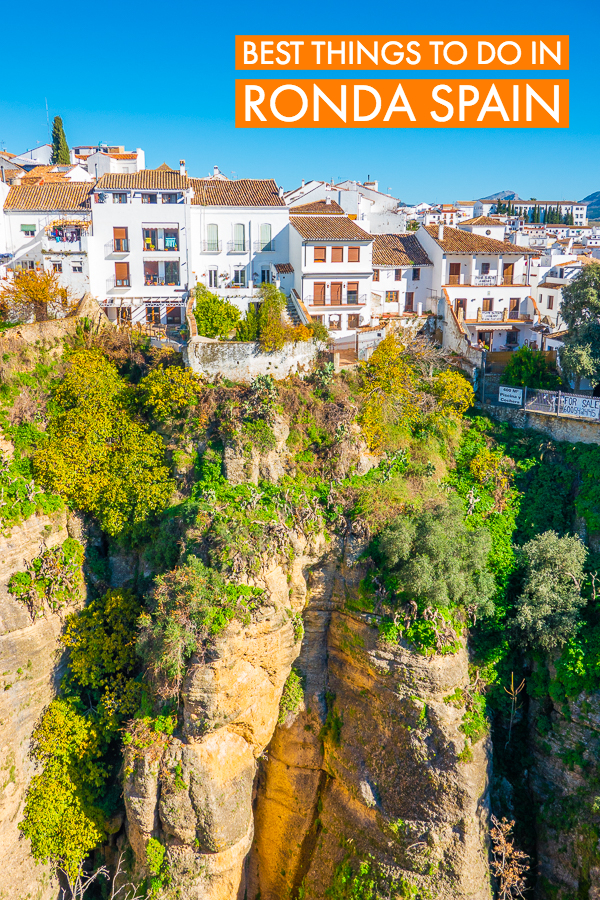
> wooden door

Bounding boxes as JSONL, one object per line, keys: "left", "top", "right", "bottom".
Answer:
{"left": 503, "top": 263, "right": 514, "bottom": 285}
{"left": 114, "top": 262, "right": 129, "bottom": 286}
{"left": 313, "top": 282, "right": 326, "bottom": 304}
{"left": 331, "top": 282, "right": 342, "bottom": 303}
{"left": 448, "top": 263, "right": 461, "bottom": 285}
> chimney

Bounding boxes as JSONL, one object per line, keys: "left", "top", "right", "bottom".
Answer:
{"left": 278, "top": 186, "right": 284, "bottom": 198}
{"left": 438, "top": 223, "right": 445, "bottom": 241}
{"left": 213, "top": 165, "right": 220, "bottom": 177}
{"left": 326, "top": 195, "right": 331, "bottom": 205}
{"left": 180, "top": 159, "right": 186, "bottom": 176}
{"left": 301, "top": 179, "right": 305, "bottom": 187}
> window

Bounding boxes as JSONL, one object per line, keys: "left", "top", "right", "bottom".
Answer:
{"left": 208, "top": 268, "right": 218, "bottom": 288}
{"left": 20, "top": 260, "right": 35, "bottom": 270}
{"left": 206, "top": 224, "right": 219, "bottom": 252}
{"left": 162, "top": 193, "right": 178, "bottom": 204}
{"left": 483, "top": 297, "right": 493, "bottom": 312}
{"left": 146, "top": 306, "right": 161, "bottom": 324}
{"left": 510, "top": 298, "right": 520, "bottom": 315}
{"left": 394, "top": 269, "right": 402, "bottom": 281}
{"left": 385, "top": 291, "right": 399, "bottom": 302}
{"left": 72, "top": 264, "right": 83, "bottom": 273}
{"left": 373, "top": 269, "right": 380, "bottom": 282}
{"left": 311, "top": 315, "right": 324, "bottom": 324}
{"left": 21, "top": 224, "right": 35, "bottom": 236}
{"left": 259, "top": 223, "right": 273, "bottom": 251}
{"left": 405, "top": 292, "right": 415, "bottom": 312}
{"left": 142, "top": 193, "right": 157, "bottom": 204}
{"left": 506, "top": 331, "right": 518, "bottom": 345}
{"left": 261, "top": 267, "right": 271, "bottom": 284}
{"left": 547, "top": 295, "right": 554, "bottom": 310}
{"left": 114, "top": 262, "right": 130, "bottom": 286}
{"left": 232, "top": 268, "right": 246, "bottom": 287}
{"left": 166, "top": 306, "right": 182, "bottom": 325}
{"left": 348, "top": 314, "right": 360, "bottom": 329}
{"left": 412, "top": 268, "right": 420, "bottom": 281}
{"left": 144, "top": 261, "right": 159, "bottom": 285}
{"left": 331, "top": 247, "right": 343, "bottom": 263}
{"left": 331, "top": 282, "right": 342, "bottom": 302}
{"left": 481, "top": 263, "right": 490, "bottom": 275}
{"left": 164, "top": 261, "right": 180, "bottom": 285}
{"left": 314, "top": 247, "right": 326, "bottom": 263}
{"left": 347, "top": 282, "right": 359, "bottom": 302}
{"left": 164, "top": 229, "right": 178, "bottom": 251}
{"left": 113, "top": 193, "right": 127, "bottom": 204}
{"left": 113, "top": 227, "right": 128, "bottom": 252}
{"left": 448, "top": 262, "right": 461, "bottom": 284}
{"left": 52, "top": 262, "right": 63, "bottom": 273}
{"left": 455, "top": 298, "right": 467, "bottom": 315}
{"left": 116, "top": 307, "right": 131, "bottom": 324}
{"left": 348, "top": 247, "right": 360, "bottom": 262}
{"left": 233, "top": 223, "right": 246, "bottom": 252}
{"left": 328, "top": 314, "right": 341, "bottom": 330}
{"left": 313, "top": 282, "right": 326, "bottom": 303}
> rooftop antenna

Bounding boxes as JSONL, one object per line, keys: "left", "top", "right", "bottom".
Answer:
{"left": 45, "top": 98, "right": 50, "bottom": 141}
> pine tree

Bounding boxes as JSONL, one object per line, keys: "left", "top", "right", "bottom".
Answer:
{"left": 51, "top": 116, "right": 70, "bottom": 165}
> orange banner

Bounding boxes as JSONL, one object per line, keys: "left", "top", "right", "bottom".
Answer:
{"left": 235, "top": 79, "right": 569, "bottom": 128}
{"left": 236, "top": 36, "right": 569, "bottom": 71}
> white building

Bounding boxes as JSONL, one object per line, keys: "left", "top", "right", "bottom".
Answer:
{"left": 189, "top": 177, "right": 290, "bottom": 313}
{"left": 288, "top": 201, "right": 374, "bottom": 335}
{"left": 88, "top": 168, "right": 192, "bottom": 327}
{"left": 371, "top": 234, "right": 433, "bottom": 320}
{"left": 417, "top": 223, "right": 538, "bottom": 352}
{"left": 475, "top": 197, "right": 589, "bottom": 226}
{"left": 2, "top": 182, "right": 93, "bottom": 295}
{"left": 9, "top": 144, "right": 53, "bottom": 171}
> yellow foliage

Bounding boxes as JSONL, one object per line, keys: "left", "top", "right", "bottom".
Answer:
{"left": 138, "top": 365, "right": 203, "bottom": 420}
{"left": 432, "top": 369, "right": 474, "bottom": 416}
{"left": 0, "top": 269, "right": 78, "bottom": 322}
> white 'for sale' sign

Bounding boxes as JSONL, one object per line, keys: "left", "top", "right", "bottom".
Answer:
{"left": 499, "top": 386, "right": 523, "bottom": 405}
{"left": 559, "top": 394, "right": 600, "bottom": 419}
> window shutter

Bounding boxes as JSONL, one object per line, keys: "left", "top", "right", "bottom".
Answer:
{"left": 233, "top": 223, "right": 245, "bottom": 250}
{"left": 207, "top": 224, "right": 218, "bottom": 250}
{"left": 21, "top": 224, "right": 35, "bottom": 231}
{"left": 331, "top": 247, "right": 343, "bottom": 263}
{"left": 114, "top": 227, "right": 127, "bottom": 240}
{"left": 260, "top": 223, "right": 272, "bottom": 249}
{"left": 314, "top": 247, "right": 326, "bottom": 262}
{"left": 348, "top": 247, "right": 360, "bottom": 262}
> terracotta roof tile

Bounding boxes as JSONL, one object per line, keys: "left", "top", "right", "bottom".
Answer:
{"left": 460, "top": 216, "right": 505, "bottom": 227}
{"left": 372, "top": 234, "right": 433, "bottom": 267}
{"left": 290, "top": 199, "right": 345, "bottom": 215}
{"left": 423, "top": 224, "right": 535, "bottom": 255}
{"left": 155, "top": 163, "right": 176, "bottom": 171}
{"left": 191, "top": 178, "right": 285, "bottom": 207}
{"left": 96, "top": 171, "right": 189, "bottom": 191}
{"left": 275, "top": 262, "right": 294, "bottom": 273}
{"left": 4, "top": 182, "right": 93, "bottom": 211}
{"left": 108, "top": 153, "right": 137, "bottom": 160}
{"left": 290, "top": 216, "right": 373, "bottom": 241}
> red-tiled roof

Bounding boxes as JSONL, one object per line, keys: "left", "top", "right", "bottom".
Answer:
{"left": 191, "top": 178, "right": 285, "bottom": 207}
{"left": 4, "top": 182, "right": 93, "bottom": 211}
{"left": 96, "top": 171, "right": 189, "bottom": 191}
{"left": 275, "top": 262, "right": 294, "bottom": 273}
{"left": 290, "top": 199, "right": 345, "bottom": 215}
{"left": 290, "top": 216, "right": 373, "bottom": 241}
{"left": 423, "top": 224, "right": 535, "bottom": 254}
{"left": 372, "top": 234, "right": 432, "bottom": 267}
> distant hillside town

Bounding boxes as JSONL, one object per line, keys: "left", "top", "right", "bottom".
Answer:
{"left": 1, "top": 129, "right": 599, "bottom": 389}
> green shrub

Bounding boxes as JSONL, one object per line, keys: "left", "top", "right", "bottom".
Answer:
{"left": 243, "top": 419, "right": 277, "bottom": 452}
{"left": 194, "top": 284, "right": 240, "bottom": 338}
{"left": 502, "top": 346, "right": 561, "bottom": 389}
{"left": 278, "top": 668, "right": 304, "bottom": 723}
{"left": 8, "top": 538, "right": 84, "bottom": 619}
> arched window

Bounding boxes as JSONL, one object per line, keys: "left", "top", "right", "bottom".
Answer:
{"left": 206, "top": 223, "right": 219, "bottom": 252}
{"left": 233, "top": 223, "right": 246, "bottom": 252}
{"left": 260, "top": 223, "right": 272, "bottom": 251}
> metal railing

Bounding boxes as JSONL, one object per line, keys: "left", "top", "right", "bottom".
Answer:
{"left": 489, "top": 383, "right": 600, "bottom": 421}
{"left": 253, "top": 240, "right": 276, "bottom": 252}
{"left": 200, "top": 240, "right": 222, "bottom": 252}
{"left": 304, "top": 294, "right": 368, "bottom": 306}
{"left": 106, "top": 275, "right": 130, "bottom": 290}
{"left": 227, "top": 240, "right": 248, "bottom": 252}
{"left": 105, "top": 239, "right": 129, "bottom": 255}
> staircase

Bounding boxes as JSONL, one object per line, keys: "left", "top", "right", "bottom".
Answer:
{"left": 284, "top": 295, "right": 302, "bottom": 326}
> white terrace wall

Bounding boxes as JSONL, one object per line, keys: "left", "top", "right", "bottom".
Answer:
{"left": 184, "top": 337, "right": 319, "bottom": 382}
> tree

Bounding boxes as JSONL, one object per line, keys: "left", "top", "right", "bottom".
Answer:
{"left": 0, "top": 269, "right": 77, "bottom": 323}
{"left": 34, "top": 350, "right": 174, "bottom": 535}
{"left": 51, "top": 115, "right": 70, "bottom": 165}
{"left": 194, "top": 283, "right": 240, "bottom": 338}
{"left": 490, "top": 816, "right": 529, "bottom": 899}
{"left": 513, "top": 531, "right": 588, "bottom": 652}
{"left": 256, "top": 282, "right": 287, "bottom": 351}
{"left": 558, "top": 262, "right": 600, "bottom": 389}
{"left": 375, "top": 494, "right": 495, "bottom": 619}
{"left": 503, "top": 346, "right": 561, "bottom": 389}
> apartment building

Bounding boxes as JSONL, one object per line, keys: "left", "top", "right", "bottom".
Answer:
{"left": 418, "top": 223, "right": 537, "bottom": 351}
{"left": 371, "top": 234, "right": 433, "bottom": 318}
{"left": 289, "top": 201, "right": 373, "bottom": 334}
{"left": 1, "top": 182, "right": 93, "bottom": 294}
{"left": 70, "top": 145, "right": 145, "bottom": 176}
{"left": 88, "top": 169, "right": 193, "bottom": 326}
{"left": 475, "top": 197, "right": 589, "bottom": 226}
{"left": 189, "top": 177, "right": 290, "bottom": 313}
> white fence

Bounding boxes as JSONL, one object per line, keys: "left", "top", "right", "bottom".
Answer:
{"left": 493, "top": 384, "right": 600, "bottom": 421}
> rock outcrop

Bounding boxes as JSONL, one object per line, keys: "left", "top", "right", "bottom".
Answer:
{"left": 0, "top": 508, "right": 69, "bottom": 900}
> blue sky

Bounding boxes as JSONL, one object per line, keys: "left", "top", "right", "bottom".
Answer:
{"left": 1, "top": 0, "right": 598, "bottom": 203}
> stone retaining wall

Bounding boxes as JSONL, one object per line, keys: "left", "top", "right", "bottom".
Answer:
{"left": 184, "top": 337, "right": 319, "bottom": 382}
{"left": 479, "top": 402, "right": 600, "bottom": 444}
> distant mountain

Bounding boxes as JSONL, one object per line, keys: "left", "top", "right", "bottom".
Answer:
{"left": 478, "top": 189, "right": 521, "bottom": 202}
{"left": 582, "top": 191, "right": 600, "bottom": 221}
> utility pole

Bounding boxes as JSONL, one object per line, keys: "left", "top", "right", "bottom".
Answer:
{"left": 45, "top": 98, "right": 50, "bottom": 141}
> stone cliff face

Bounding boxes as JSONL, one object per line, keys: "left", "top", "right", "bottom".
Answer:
{"left": 0, "top": 507, "right": 69, "bottom": 900}
{"left": 123, "top": 529, "right": 492, "bottom": 899}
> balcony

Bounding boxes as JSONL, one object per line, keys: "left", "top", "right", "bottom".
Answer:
{"left": 42, "top": 236, "right": 85, "bottom": 253}
{"left": 253, "top": 240, "right": 276, "bottom": 252}
{"left": 305, "top": 295, "right": 368, "bottom": 306}
{"left": 227, "top": 240, "right": 248, "bottom": 253}
{"left": 200, "top": 240, "right": 223, "bottom": 253}
{"left": 446, "top": 275, "right": 529, "bottom": 287}
{"left": 105, "top": 239, "right": 130, "bottom": 256}
{"left": 143, "top": 242, "right": 179, "bottom": 252}
{"left": 107, "top": 276, "right": 130, "bottom": 290}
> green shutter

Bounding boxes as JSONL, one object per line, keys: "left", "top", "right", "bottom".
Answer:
{"left": 21, "top": 224, "right": 35, "bottom": 231}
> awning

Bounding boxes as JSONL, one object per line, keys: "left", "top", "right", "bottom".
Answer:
{"left": 45, "top": 219, "right": 91, "bottom": 232}
{"left": 465, "top": 322, "right": 520, "bottom": 331}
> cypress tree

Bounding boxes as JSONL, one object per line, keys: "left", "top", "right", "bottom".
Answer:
{"left": 51, "top": 116, "right": 70, "bottom": 165}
